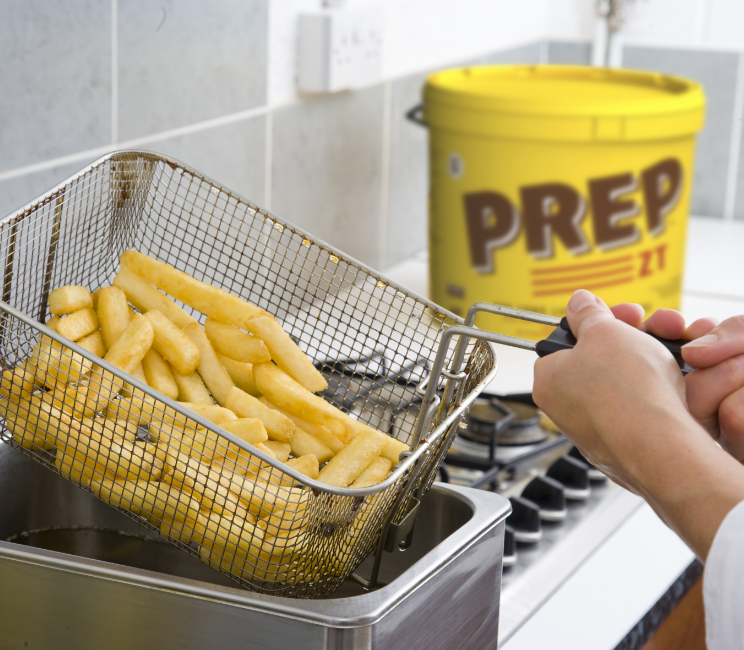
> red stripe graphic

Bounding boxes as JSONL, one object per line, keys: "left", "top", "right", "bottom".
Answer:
{"left": 531, "top": 255, "right": 633, "bottom": 275}
{"left": 533, "top": 276, "right": 634, "bottom": 297}
{"left": 532, "top": 265, "right": 634, "bottom": 286}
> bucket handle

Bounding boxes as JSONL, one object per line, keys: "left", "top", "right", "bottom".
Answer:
{"left": 406, "top": 103, "right": 427, "bottom": 127}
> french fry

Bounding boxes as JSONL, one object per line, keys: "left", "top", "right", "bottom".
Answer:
{"left": 66, "top": 314, "right": 154, "bottom": 417}
{"left": 255, "top": 442, "right": 277, "bottom": 459}
{"left": 56, "top": 450, "right": 114, "bottom": 485}
{"left": 4, "top": 395, "right": 59, "bottom": 451}
{"left": 77, "top": 330, "right": 106, "bottom": 358}
{"left": 173, "top": 370, "right": 213, "bottom": 404}
{"left": 179, "top": 402, "right": 238, "bottom": 426}
{"left": 262, "top": 441, "right": 291, "bottom": 462}
{"left": 97, "top": 286, "right": 130, "bottom": 351}
{"left": 113, "top": 267, "right": 197, "bottom": 329}
{"left": 122, "top": 362, "right": 148, "bottom": 398}
{"left": 220, "top": 355, "right": 260, "bottom": 397}
{"left": 204, "top": 317, "right": 271, "bottom": 364}
{"left": 286, "top": 455, "right": 319, "bottom": 479}
{"left": 259, "top": 397, "right": 343, "bottom": 454}
{"left": 56, "top": 308, "right": 99, "bottom": 341}
{"left": 245, "top": 313, "right": 327, "bottom": 392}
{"left": 223, "top": 471, "right": 307, "bottom": 519}
{"left": 46, "top": 315, "right": 60, "bottom": 331}
{"left": 224, "top": 386, "right": 295, "bottom": 443}
{"left": 346, "top": 419, "right": 409, "bottom": 466}
{"left": 181, "top": 322, "right": 234, "bottom": 405}
{"left": 164, "top": 459, "right": 246, "bottom": 516}
{"left": 90, "top": 287, "right": 102, "bottom": 310}
{"left": 252, "top": 363, "right": 351, "bottom": 441}
{"left": 34, "top": 335, "right": 93, "bottom": 385}
{"left": 82, "top": 416, "right": 140, "bottom": 444}
{"left": 221, "top": 418, "right": 269, "bottom": 446}
{"left": 317, "top": 429, "right": 388, "bottom": 487}
{"left": 48, "top": 285, "right": 92, "bottom": 315}
{"left": 350, "top": 457, "right": 392, "bottom": 488}
{"left": 289, "top": 428, "right": 332, "bottom": 464}
{"left": 144, "top": 310, "right": 200, "bottom": 376}
{"left": 0, "top": 365, "right": 42, "bottom": 402}
{"left": 120, "top": 250, "right": 265, "bottom": 327}
{"left": 142, "top": 348, "right": 178, "bottom": 400}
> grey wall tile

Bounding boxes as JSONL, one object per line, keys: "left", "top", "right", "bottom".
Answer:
{"left": 623, "top": 46, "right": 737, "bottom": 218}
{"left": 547, "top": 41, "right": 591, "bottom": 65}
{"left": 144, "top": 116, "right": 266, "bottom": 205}
{"left": 385, "top": 43, "right": 542, "bottom": 269}
{"left": 271, "top": 87, "right": 385, "bottom": 268}
{"left": 481, "top": 42, "right": 544, "bottom": 65}
{"left": 0, "top": 0, "right": 111, "bottom": 174}
{"left": 0, "top": 159, "right": 98, "bottom": 220}
{"left": 118, "top": 0, "right": 268, "bottom": 141}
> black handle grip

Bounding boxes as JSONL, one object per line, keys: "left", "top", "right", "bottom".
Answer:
{"left": 535, "top": 317, "right": 696, "bottom": 375}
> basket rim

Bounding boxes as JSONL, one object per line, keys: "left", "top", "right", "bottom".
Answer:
{"left": 0, "top": 149, "right": 498, "bottom": 497}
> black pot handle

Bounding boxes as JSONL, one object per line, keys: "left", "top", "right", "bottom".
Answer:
{"left": 406, "top": 103, "right": 426, "bottom": 127}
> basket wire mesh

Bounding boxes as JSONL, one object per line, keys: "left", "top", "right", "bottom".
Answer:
{"left": 0, "top": 151, "right": 496, "bottom": 598}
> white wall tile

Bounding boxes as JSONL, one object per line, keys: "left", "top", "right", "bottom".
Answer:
{"left": 623, "top": 0, "right": 704, "bottom": 47}
{"left": 118, "top": 0, "right": 268, "bottom": 141}
{"left": 705, "top": 0, "right": 744, "bottom": 50}
{"left": 546, "top": 0, "right": 595, "bottom": 41}
{"left": 0, "top": 0, "right": 111, "bottom": 174}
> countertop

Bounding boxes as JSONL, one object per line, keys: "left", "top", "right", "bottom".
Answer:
{"left": 382, "top": 216, "right": 744, "bottom": 650}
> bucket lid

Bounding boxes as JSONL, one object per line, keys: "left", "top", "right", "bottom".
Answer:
{"left": 424, "top": 65, "right": 705, "bottom": 141}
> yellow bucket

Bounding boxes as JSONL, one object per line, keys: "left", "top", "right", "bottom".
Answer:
{"left": 420, "top": 65, "right": 706, "bottom": 339}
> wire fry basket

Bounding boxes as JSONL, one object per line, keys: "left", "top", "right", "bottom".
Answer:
{"left": 0, "top": 151, "right": 497, "bottom": 598}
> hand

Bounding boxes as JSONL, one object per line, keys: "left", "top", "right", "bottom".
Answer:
{"left": 533, "top": 290, "right": 744, "bottom": 561}
{"left": 612, "top": 304, "right": 744, "bottom": 461}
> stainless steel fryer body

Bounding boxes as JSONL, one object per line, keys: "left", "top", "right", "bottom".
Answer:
{"left": 0, "top": 444, "right": 509, "bottom": 650}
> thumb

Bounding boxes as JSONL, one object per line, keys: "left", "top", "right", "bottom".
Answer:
{"left": 566, "top": 289, "right": 615, "bottom": 339}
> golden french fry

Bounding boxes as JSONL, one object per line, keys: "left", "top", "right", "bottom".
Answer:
{"left": 0, "top": 365, "right": 42, "bottom": 402}
{"left": 56, "top": 308, "right": 99, "bottom": 341}
{"left": 286, "top": 455, "right": 319, "bottom": 479}
{"left": 76, "top": 330, "right": 106, "bottom": 358}
{"left": 48, "top": 285, "right": 92, "bottom": 315}
{"left": 145, "top": 310, "right": 200, "bottom": 376}
{"left": 350, "top": 457, "right": 392, "bottom": 488}
{"left": 165, "top": 459, "right": 246, "bottom": 516}
{"left": 120, "top": 250, "right": 265, "bottom": 327}
{"left": 259, "top": 397, "right": 343, "bottom": 454}
{"left": 4, "top": 395, "right": 58, "bottom": 451}
{"left": 46, "top": 315, "right": 61, "bottom": 331}
{"left": 204, "top": 317, "right": 271, "bottom": 364}
{"left": 317, "top": 429, "right": 389, "bottom": 487}
{"left": 245, "top": 313, "right": 326, "bottom": 392}
{"left": 113, "top": 267, "right": 197, "bottom": 329}
{"left": 224, "top": 386, "right": 294, "bottom": 443}
{"left": 173, "top": 370, "right": 213, "bottom": 404}
{"left": 221, "top": 418, "right": 269, "bottom": 446}
{"left": 179, "top": 402, "right": 238, "bottom": 426}
{"left": 252, "top": 363, "right": 351, "bottom": 441}
{"left": 255, "top": 442, "right": 277, "bottom": 459}
{"left": 288, "top": 427, "right": 333, "bottom": 464}
{"left": 34, "top": 335, "right": 93, "bottom": 385}
{"left": 262, "top": 441, "right": 291, "bottom": 462}
{"left": 82, "top": 416, "right": 140, "bottom": 444}
{"left": 90, "top": 287, "right": 102, "bottom": 311}
{"left": 56, "top": 451, "right": 114, "bottom": 485}
{"left": 122, "top": 362, "right": 148, "bottom": 398}
{"left": 224, "top": 471, "right": 307, "bottom": 520}
{"left": 142, "top": 348, "right": 178, "bottom": 400}
{"left": 97, "top": 286, "right": 130, "bottom": 351}
{"left": 220, "top": 355, "right": 260, "bottom": 397}
{"left": 181, "top": 322, "right": 233, "bottom": 405}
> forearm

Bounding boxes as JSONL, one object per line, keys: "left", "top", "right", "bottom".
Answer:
{"left": 628, "top": 410, "right": 744, "bottom": 562}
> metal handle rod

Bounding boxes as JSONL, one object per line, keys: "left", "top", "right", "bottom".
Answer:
{"left": 411, "top": 323, "right": 536, "bottom": 450}
{"left": 434, "top": 303, "right": 556, "bottom": 436}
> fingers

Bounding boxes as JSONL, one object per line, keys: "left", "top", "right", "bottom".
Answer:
{"left": 565, "top": 289, "right": 615, "bottom": 338}
{"left": 684, "top": 354, "right": 744, "bottom": 436}
{"left": 717, "top": 385, "right": 744, "bottom": 461}
{"left": 638, "top": 309, "right": 686, "bottom": 340}
{"left": 682, "top": 315, "right": 744, "bottom": 368}
{"left": 685, "top": 317, "right": 718, "bottom": 340}
{"left": 610, "top": 303, "right": 644, "bottom": 327}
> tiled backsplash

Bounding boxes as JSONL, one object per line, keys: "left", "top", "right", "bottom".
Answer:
{"left": 2, "top": 1, "right": 744, "bottom": 272}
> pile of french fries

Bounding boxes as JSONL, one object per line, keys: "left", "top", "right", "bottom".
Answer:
{"left": 0, "top": 249, "right": 409, "bottom": 584}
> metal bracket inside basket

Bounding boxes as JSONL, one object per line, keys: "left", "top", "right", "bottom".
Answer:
{"left": 383, "top": 497, "right": 420, "bottom": 552}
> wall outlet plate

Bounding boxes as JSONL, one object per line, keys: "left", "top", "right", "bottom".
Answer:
{"left": 298, "top": 6, "right": 383, "bottom": 94}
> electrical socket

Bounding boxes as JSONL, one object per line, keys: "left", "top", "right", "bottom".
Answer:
{"left": 298, "top": 6, "right": 383, "bottom": 94}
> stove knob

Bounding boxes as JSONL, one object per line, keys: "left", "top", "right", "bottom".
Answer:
{"left": 503, "top": 524, "right": 517, "bottom": 568}
{"left": 569, "top": 446, "right": 607, "bottom": 482}
{"left": 506, "top": 496, "right": 542, "bottom": 543}
{"left": 547, "top": 456, "right": 591, "bottom": 500}
{"left": 522, "top": 476, "right": 567, "bottom": 521}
